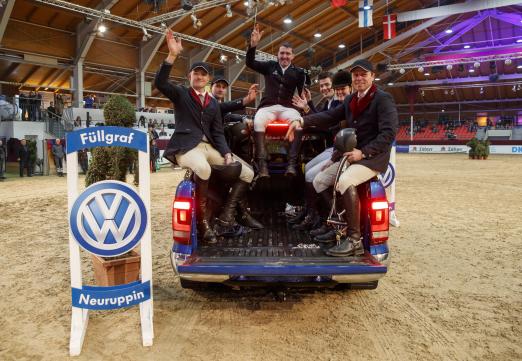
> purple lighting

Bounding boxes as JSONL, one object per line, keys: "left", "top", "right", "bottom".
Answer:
{"left": 517, "top": 39, "right": 522, "bottom": 43}
{"left": 445, "top": 29, "right": 453, "bottom": 34}
{"left": 463, "top": 45, "right": 471, "bottom": 49}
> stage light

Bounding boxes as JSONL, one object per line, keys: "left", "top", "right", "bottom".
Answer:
{"left": 338, "top": 43, "right": 346, "bottom": 49}
{"left": 225, "top": 4, "right": 232, "bottom": 17}
{"left": 314, "top": 32, "right": 322, "bottom": 38}
{"left": 469, "top": 68, "right": 475, "bottom": 73}
{"left": 219, "top": 54, "right": 228, "bottom": 63}
{"left": 399, "top": 68, "right": 405, "bottom": 74}
{"left": 182, "top": 0, "right": 193, "bottom": 11}
{"left": 446, "top": 64, "right": 453, "bottom": 71}
{"left": 505, "top": 58, "right": 512, "bottom": 65}
{"left": 424, "top": 73, "right": 430, "bottom": 76}
{"left": 98, "top": 23, "right": 107, "bottom": 33}
{"left": 387, "top": 82, "right": 394, "bottom": 86}
{"left": 417, "top": 66, "right": 424, "bottom": 73}
{"left": 474, "top": 62, "right": 480, "bottom": 68}
{"left": 463, "top": 45, "right": 471, "bottom": 49}
{"left": 445, "top": 29, "right": 453, "bottom": 34}
{"left": 283, "top": 17, "right": 292, "bottom": 24}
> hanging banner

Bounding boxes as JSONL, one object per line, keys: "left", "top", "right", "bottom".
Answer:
{"left": 383, "top": 13, "right": 397, "bottom": 40}
{"left": 359, "top": 0, "right": 374, "bottom": 28}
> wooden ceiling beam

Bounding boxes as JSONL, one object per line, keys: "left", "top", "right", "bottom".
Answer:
{"left": 0, "top": 0, "right": 15, "bottom": 46}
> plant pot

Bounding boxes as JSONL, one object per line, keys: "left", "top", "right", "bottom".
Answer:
{"left": 91, "top": 250, "right": 141, "bottom": 286}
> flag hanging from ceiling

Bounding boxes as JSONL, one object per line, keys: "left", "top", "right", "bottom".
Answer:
{"left": 330, "top": 0, "right": 347, "bottom": 7}
{"left": 383, "top": 13, "right": 397, "bottom": 40}
{"left": 359, "top": 0, "right": 374, "bottom": 28}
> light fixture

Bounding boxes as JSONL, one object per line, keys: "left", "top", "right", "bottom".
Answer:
{"left": 463, "top": 45, "right": 471, "bottom": 49}
{"left": 444, "top": 89, "right": 448, "bottom": 95}
{"left": 283, "top": 16, "right": 292, "bottom": 24}
{"left": 314, "top": 32, "right": 322, "bottom": 38}
{"left": 219, "top": 54, "right": 228, "bottom": 64}
{"left": 375, "top": 78, "right": 381, "bottom": 81}
{"left": 160, "top": 22, "right": 166, "bottom": 28}
{"left": 517, "top": 39, "right": 522, "bottom": 43}
{"left": 505, "top": 58, "right": 512, "bottom": 65}
{"left": 191, "top": 12, "right": 202, "bottom": 29}
{"left": 243, "top": 1, "right": 248, "bottom": 5}
{"left": 98, "top": 23, "right": 107, "bottom": 33}
{"left": 424, "top": 73, "right": 430, "bottom": 76}
{"left": 421, "top": 89, "right": 425, "bottom": 96}
{"left": 235, "top": 54, "right": 241, "bottom": 64}
{"left": 338, "top": 43, "right": 346, "bottom": 49}
{"left": 182, "top": 0, "right": 193, "bottom": 11}
{"left": 445, "top": 29, "right": 453, "bottom": 34}
{"left": 469, "top": 68, "right": 475, "bottom": 73}
{"left": 387, "top": 82, "right": 394, "bottom": 86}
{"left": 417, "top": 66, "right": 424, "bottom": 73}
{"left": 480, "top": 87, "right": 484, "bottom": 94}
{"left": 446, "top": 64, "right": 453, "bottom": 71}
{"left": 225, "top": 4, "right": 232, "bottom": 17}
{"left": 474, "top": 62, "right": 480, "bottom": 68}
{"left": 517, "top": 65, "right": 522, "bottom": 69}
{"left": 450, "top": 89, "right": 454, "bottom": 95}
{"left": 142, "top": 27, "right": 152, "bottom": 41}
{"left": 512, "top": 85, "right": 517, "bottom": 92}
{"left": 441, "top": 109, "right": 445, "bottom": 112}
{"left": 399, "top": 68, "right": 405, "bottom": 74}
{"left": 363, "top": 5, "right": 371, "bottom": 10}
{"left": 517, "top": 84, "right": 521, "bottom": 91}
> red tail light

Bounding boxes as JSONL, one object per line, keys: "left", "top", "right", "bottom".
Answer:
{"left": 370, "top": 199, "right": 389, "bottom": 244}
{"left": 172, "top": 198, "right": 192, "bottom": 245}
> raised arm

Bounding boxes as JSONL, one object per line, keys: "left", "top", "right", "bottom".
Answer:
{"left": 245, "top": 25, "right": 271, "bottom": 75}
{"left": 154, "top": 30, "right": 183, "bottom": 102}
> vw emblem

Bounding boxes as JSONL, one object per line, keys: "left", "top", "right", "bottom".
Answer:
{"left": 70, "top": 181, "right": 147, "bottom": 257}
{"left": 379, "top": 163, "right": 395, "bottom": 189}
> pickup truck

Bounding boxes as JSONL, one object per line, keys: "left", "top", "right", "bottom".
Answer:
{"left": 169, "top": 122, "right": 390, "bottom": 290}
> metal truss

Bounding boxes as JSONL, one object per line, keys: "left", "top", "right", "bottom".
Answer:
{"left": 34, "top": 0, "right": 276, "bottom": 60}
{"left": 142, "top": 0, "right": 240, "bottom": 25}
{"left": 387, "top": 52, "right": 522, "bottom": 70}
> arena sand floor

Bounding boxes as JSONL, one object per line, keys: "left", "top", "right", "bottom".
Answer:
{"left": 0, "top": 153, "right": 520, "bottom": 361}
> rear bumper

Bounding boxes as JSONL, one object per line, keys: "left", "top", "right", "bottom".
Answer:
{"left": 171, "top": 252, "right": 387, "bottom": 284}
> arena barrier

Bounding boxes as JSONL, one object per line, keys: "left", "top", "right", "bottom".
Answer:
{"left": 66, "top": 126, "right": 153, "bottom": 356}
{"left": 379, "top": 143, "right": 400, "bottom": 227}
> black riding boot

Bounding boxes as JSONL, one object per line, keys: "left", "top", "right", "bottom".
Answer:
{"left": 217, "top": 180, "right": 248, "bottom": 226}
{"left": 254, "top": 131, "right": 269, "bottom": 178}
{"left": 293, "top": 182, "right": 320, "bottom": 231}
{"left": 313, "top": 189, "right": 336, "bottom": 242}
{"left": 285, "top": 129, "right": 302, "bottom": 177}
{"left": 194, "top": 175, "right": 217, "bottom": 245}
{"left": 327, "top": 185, "right": 364, "bottom": 257}
{"left": 237, "top": 191, "right": 264, "bottom": 229}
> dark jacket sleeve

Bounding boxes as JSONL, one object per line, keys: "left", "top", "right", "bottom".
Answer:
{"left": 246, "top": 47, "right": 271, "bottom": 75}
{"left": 360, "top": 92, "right": 398, "bottom": 158}
{"left": 307, "top": 100, "right": 317, "bottom": 114}
{"left": 210, "top": 105, "right": 232, "bottom": 156}
{"left": 303, "top": 101, "right": 345, "bottom": 130}
{"left": 220, "top": 99, "right": 245, "bottom": 115}
{"left": 154, "top": 62, "right": 183, "bottom": 104}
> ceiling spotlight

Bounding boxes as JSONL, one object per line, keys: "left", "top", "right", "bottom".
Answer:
{"left": 421, "top": 89, "right": 425, "bottom": 96}
{"left": 278, "top": 0, "right": 286, "bottom": 5}
{"left": 142, "top": 27, "right": 152, "bottom": 41}
{"left": 517, "top": 84, "right": 521, "bottom": 91}
{"left": 160, "top": 22, "right": 167, "bottom": 28}
{"left": 314, "top": 78, "right": 319, "bottom": 83}
{"left": 243, "top": 1, "right": 248, "bottom": 5}
{"left": 446, "top": 64, "right": 453, "bottom": 71}
{"left": 399, "top": 68, "right": 405, "bottom": 74}
{"left": 363, "top": 5, "right": 371, "bottom": 10}
{"left": 417, "top": 66, "right": 424, "bottom": 73}
{"left": 191, "top": 12, "right": 202, "bottom": 29}
{"left": 97, "top": 23, "right": 107, "bottom": 33}
{"left": 445, "top": 29, "right": 453, "bottom": 34}
{"left": 182, "top": 0, "right": 193, "bottom": 11}
{"left": 512, "top": 85, "right": 517, "bottom": 92}
{"left": 219, "top": 54, "right": 228, "bottom": 64}
{"left": 424, "top": 73, "right": 430, "bottom": 76}
{"left": 441, "top": 109, "right": 445, "bottom": 112}
{"left": 517, "top": 39, "right": 522, "bottom": 43}
{"left": 450, "top": 89, "right": 454, "bottom": 95}
{"left": 314, "top": 32, "right": 322, "bottom": 38}
{"left": 469, "top": 68, "right": 475, "bottom": 73}
{"left": 517, "top": 65, "right": 522, "bottom": 69}
{"left": 225, "top": 4, "right": 233, "bottom": 17}
{"left": 474, "top": 62, "right": 480, "bottom": 69}
{"left": 235, "top": 54, "right": 241, "bottom": 64}
{"left": 480, "top": 87, "right": 484, "bottom": 94}
{"left": 338, "top": 43, "right": 346, "bottom": 49}
{"left": 387, "top": 82, "right": 394, "bottom": 86}
{"left": 283, "top": 17, "right": 292, "bottom": 24}
{"left": 463, "top": 45, "right": 471, "bottom": 49}
{"left": 444, "top": 89, "right": 449, "bottom": 95}
{"left": 505, "top": 58, "right": 512, "bottom": 65}
{"left": 375, "top": 78, "right": 381, "bottom": 81}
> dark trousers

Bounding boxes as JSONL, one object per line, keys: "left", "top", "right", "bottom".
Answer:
{"left": 19, "top": 160, "right": 31, "bottom": 176}
{"left": 0, "top": 158, "right": 5, "bottom": 178}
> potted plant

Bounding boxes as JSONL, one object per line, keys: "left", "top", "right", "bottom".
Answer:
{"left": 86, "top": 95, "right": 141, "bottom": 286}
{"left": 466, "top": 138, "right": 478, "bottom": 159}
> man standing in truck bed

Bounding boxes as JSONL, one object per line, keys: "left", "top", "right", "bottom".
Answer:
{"left": 246, "top": 24, "right": 308, "bottom": 177}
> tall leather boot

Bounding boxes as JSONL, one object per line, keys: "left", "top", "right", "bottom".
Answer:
{"left": 236, "top": 190, "right": 264, "bottom": 229}
{"left": 285, "top": 129, "right": 302, "bottom": 176}
{"left": 327, "top": 185, "right": 364, "bottom": 257}
{"left": 254, "top": 131, "right": 269, "bottom": 178}
{"left": 293, "top": 182, "right": 320, "bottom": 231}
{"left": 312, "top": 189, "right": 336, "bottom": 241}
{"left": 194, "top": 175, "right": 217, "bottom": 245}
{"left": 217, "top": 180, "right": 248, "bottom": 226}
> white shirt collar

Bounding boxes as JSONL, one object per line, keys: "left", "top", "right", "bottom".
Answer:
{"left": 279, "top": 64, "right": 290, "bottom": 74}
{"left": 357, "top": 86, "right": 372, "bottom": 99}
{"left": 193, "top": 88, "right": 208, "bottom": 97}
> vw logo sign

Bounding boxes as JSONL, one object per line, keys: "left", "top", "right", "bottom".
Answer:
{"left": 379, "top": 162, "right": 395, "bottom": 188}
{"left": 70, "top": 181, "right": 147, "bottom": 257}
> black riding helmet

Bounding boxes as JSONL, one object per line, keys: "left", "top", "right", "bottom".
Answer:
{"left": 209, "top": 161, "right": 242, "bottom": 183}
{"left": 334, "top": 128, "right": 357, "bottom": 153}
